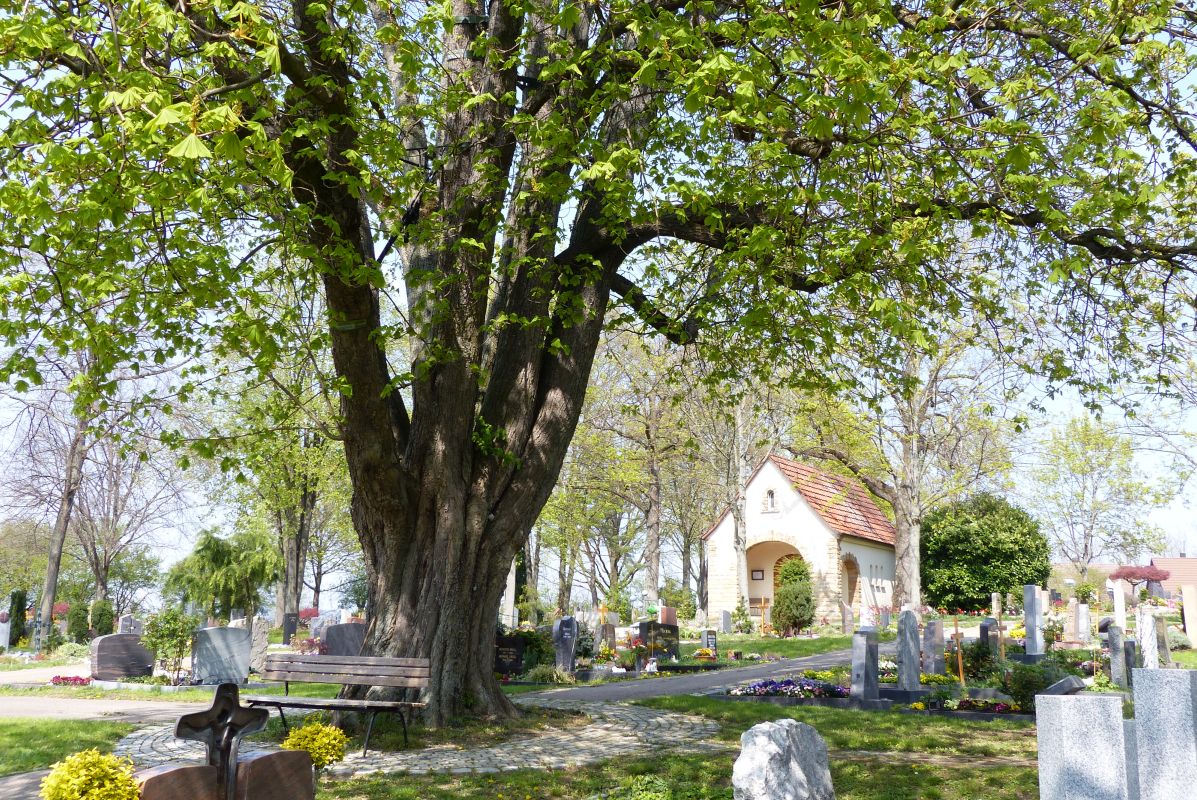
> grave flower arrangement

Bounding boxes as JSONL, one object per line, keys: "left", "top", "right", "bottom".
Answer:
{"left": 945, "top": 697, "right": 1022, "bottom": 714}
{"left": 727, "top": 677, "right": 849, "bottom": 699}
{"left": 692, "top": 647, "right": 715, "bottom": 658}
{"left": 50, "top": 675, "right": 91, "bottom": 686}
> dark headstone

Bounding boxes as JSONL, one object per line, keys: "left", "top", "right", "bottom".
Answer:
{"left": 1049, "top": 589, "right": 1062, "bottom": 604}
{"left": 234, "top": 750, "right": 314, "bottom": 800}
{"left": 1099, "top": 616, "right": 1114, "bottom": 633}
{"left": 702, "top": 629, "right": 718, "bottom": 655}
{"left": 553, "top": 616, "right": 579, "bottom": 672}
{"left": 281, "top": 613, "right": 299, "bottom": 646}
{"left": 637, "top": 621, "right": 680, "bottom": 660}
{"left": 192, "top": 627, "right": 252, "bottom": 685}
{"left": 494, "top": 635, "right": 525, "bottom": 675}
{"left": 136, "top": 764, "right": 221, "bottom": 800}
{"left": 1041, "top": 675, "right": 1086, "bottom": 695}
{"left": 90, "top": 633, "right": 154, "bottom": 681}
{"left": 322, "top": 622, "right": 367, "bottom": 657}
{"left": 175, "top": 683, "right": 269, "bottom": 800}
{"left": 118, "top": 614, "right": 144, "bottom": 635}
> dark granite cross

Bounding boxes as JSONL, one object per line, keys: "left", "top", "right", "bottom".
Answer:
{"left": 175, "top": 682, "right": 269, "bottom": 800}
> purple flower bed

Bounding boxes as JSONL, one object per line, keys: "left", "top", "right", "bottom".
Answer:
{"left": 728, "top": 677, "right": 850, "bottom": 699}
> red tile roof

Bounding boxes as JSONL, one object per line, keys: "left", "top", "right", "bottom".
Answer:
{"left": 701, "top": 455, "right": 896, "bottom": 547}
{"left": 1149, "top": 557, "right": 1197, "bottom": 594}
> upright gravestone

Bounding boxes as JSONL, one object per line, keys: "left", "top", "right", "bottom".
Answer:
{"left": 991, "top": 592, "right": 1002, "bottom": 619}
{"left": 0, "top": 610, "right": 9, "bottom": 652}
{"left": 553, "top": 616, "right": 579, "bottom": 672}
{"left": 921, "top": 620, "right": 945, "bottom": 675}
{"left": 322, "top": 622, "right": 367, "bottom": 657}
{"left": 658, "top": 606, "right": 678, "bottom": 626}
{"left": 494, "top": 634, "right": 525, "bottom": 675}
{"left": 859, "top": 604, "right": 876, "bottom": 629}
{"left": 192, "top": 627, "right": 252, "bottom": 685}
{"left": 879, "top": 609, "right": 891, "bottom": 630}
{"left": 703, "top": 629, "right": 718, "bottom": 656}
{"left": 1182, "top": 584, "right": 1197, "bottom": 636}
{"left": 118, "top": 614, "right": 144, "bottom": 636}
{"left": 978, "top": 619, "right": 996, "bottom": 653}
{"left": 720, "top": 610, "right": 733, "bottom": 634}
{"left": 1024, "top": 585, "right": 1045, "bottom": 657}
{"left": 1113, "top": 580, "right": 1128, "bottom": 631}
{"left": 839, "top": 601, "right": 853, "bottom": 635}
{"left": 896, "top": 610, "right": 920, "bottom": 692}
{"left": 598, "top": 623, "right": 617, "bottom": 653}
{"left": 1075, "top": 603, "right": 1091, "bottom": 644}
{"left": 90, "top": 633, "right": 154, "bottom": 680}
{"left": 851, "top": 628, "right": 879, "bottom": 701}
{"left": 1138, "top": 610, "right": 1160, "bottom": 669}
{"left": 637, "top": 621, "right": 680, "bottom": 660}
{"left": 1156, "top": 615, "right": 1172, "bottom": 668}
{"left": 281, "top": 613, "right": 298, "bottom": 646}
{"left": 731, "top": 720, "right": 836, "bottom": 800}
{"left": 1037, "top": 694, "right": 1135, "bottom": 800}
{"left": 1132, "top": 668, "right": 1197, "bottom": 800}
{"left": 229, "top": 617, "right": 269, "bottom": 673}
{"left": 1108, "top": 625, "right": 1129, "bottom": 689}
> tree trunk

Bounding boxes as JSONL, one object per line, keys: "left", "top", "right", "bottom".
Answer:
{"left": 892, "top": 499, "right": 921, "bottom": 611}
{"left": 280, "top": 487, "right": 317, "bottom": 616}
{"left": 698, "top": 541, "right": 708, "bottom": 615}
{"left": 644, "top": 454, "right": 662, "bottom": 607}
{"left": 555, "top": 543, "right": 574, "bottom": 615}
{"left": 37, "top": 423, "right": 86, "bottom": 650}
{"left": 680, "top": 537, "right": 692, "bottom": 598}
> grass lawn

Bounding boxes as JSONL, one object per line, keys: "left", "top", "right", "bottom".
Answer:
{"left": 695, "top": 632, "right": 893, "bottom": 661}
{"left": 1173, "top": 649, "right": 1197, "bottom": 668}
{"left": 0, "top": 655, "right": 85, "bottom": 672}
{"left": 0, "top": 680, "right": 343, "bottom": 703}
{"left": 0, "top": 718, "right": 135, "bottom": 777}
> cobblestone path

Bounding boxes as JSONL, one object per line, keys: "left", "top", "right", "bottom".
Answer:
{"left": 113, "top": 697, "right": 728, "bottom": 780}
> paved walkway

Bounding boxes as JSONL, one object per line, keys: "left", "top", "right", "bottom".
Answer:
{"left": 0, "top": 695, "right": 205, "bottom": 723}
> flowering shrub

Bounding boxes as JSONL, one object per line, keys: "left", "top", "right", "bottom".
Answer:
{"left": 52, "top": 602, "right": 71, "bottom": 619}
{"left": 909, "top": 702, "right": 926, "bottom": 710}
{"left": 294, "top": 637, "right": 328, "bottom": 655}
{"left": 298, "top": 607, "right": 320, "bottom": 622}
{"left": 40, "top": 749, "right": 139, "bottom": 800}
{"left": 728, "top": 677, "right": 849, "bottom": 699}
{"left": 282, "top": 722, "right": 348, "bottom": 770}
{"left": 596, "top": 642, "right": 618, "bottom": 663}
{"left": 946, "top": 697, "right": 1022, "bottom": 714}
{"left": 879, "top": 672, "right": 958, "bottom": 685}
{"left": 50, "top": 675, "right": 91, "bottom": 686}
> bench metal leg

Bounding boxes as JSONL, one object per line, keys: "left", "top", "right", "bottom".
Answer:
{"left": 276, "top": 706, "right": 289, "bottom": 733}
{"left": 362, "top": 712, "right": 377, "bottom": 756}
{"left": 399, "top": 709, "right": 409, "bottom": 748}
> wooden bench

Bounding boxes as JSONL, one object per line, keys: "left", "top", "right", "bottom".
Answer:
{"left": 242, "top": 654, "right": 429, "bottom": 754}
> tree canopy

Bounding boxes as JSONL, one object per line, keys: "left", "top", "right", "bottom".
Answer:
{"left": 3, "top": 0, "right": 1197, "bottom": 721}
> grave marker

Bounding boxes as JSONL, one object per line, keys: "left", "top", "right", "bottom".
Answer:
{"left": 90, "top": 633, "right": 154, "bottom": 681}
{"left": 720, "top": 610, "right": 733, "bottom": 634}
{"left": 193, "top": 627, "right": 252, "bottom": 685}
{"left": 840, "top": 601, "right": 853, "bottom": 635}
{"left": 1138, "top": 609, "right": 1160, "bottom": 669}
{"left": 1075, "top": 603, "right": 1091, "bottom": 644}
{"left": 991, "top": 592, "right": 1002, "bottom": 619}
{"left": 322, "top": 622, "right": 366, "bottom": 657}
{"left": 494, "top": 635, "right": 525, "bottom": 675}
{"left": 658, "top": 606, "right": 677, "bottom": 626}
{"left": 1037, "top": 694, "right": 1134, "bottom": 800}
{"left": 1023, "top": 585, "right": 1045, "bottom": 656}
{"left": 234, "top": 750, "right": 315, "bottom": 800}
{"left": 118, "top": 614, "right": 144, "bottom": 635}
{"left": 1132, "top": 668, "right": 1197, "bottom": 800}
{"left": 553, "top": 616, "right": 579, "bottom": 671}
{"left": 175, "top": 683, "right": 269, "bottom": 800}
{"left": 281, "top": 613, "right": 298, "bottom": 646}
{"left": 1113, "top": 580, "right": 1127, "bottom": 630}
{"left": 637, "top": 621, "right": 680, "bottom": 660}
{"left": 137, "top": 764, "right": 221, "bottom": 800}
{"left": 1108, "top": 625, "right": 1129, "bottom": 688}
{"left": 921, "top": 620, "right": 945, "bottom": 675}
{"left": 896, "top": 610, "right": 920, "bottom": 692}
{"left": 702, "top": 629, "right": 718, "bottom": 656}
{"left": 851, "top": 628, "right": 879, "bottom": 701}
{"left": 0, "top": 610, "right": 9, "bottom": 651}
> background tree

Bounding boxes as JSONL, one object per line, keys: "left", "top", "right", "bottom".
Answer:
{"left": 920, "top": 493, "right": 1051, "bottom": 612}
{"left": 1031, "top": 417, "right": 1174, "bottom": 579}
{"left": 165, "top": 528, "right": 280, "bottom": 619}
{"left": 1109, "top": 565, "right": 1171, "bottom": 606}
{"left": 5, "top": 0, "right": 1197, "bottom": 721}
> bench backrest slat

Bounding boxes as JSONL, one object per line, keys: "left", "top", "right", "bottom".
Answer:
{"left": 262, "top": 654, "right": 430, "bottom": 690}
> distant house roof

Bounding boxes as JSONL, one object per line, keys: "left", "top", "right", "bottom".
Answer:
{"left": 702, "top": 455, "right": 896, "bottom": 548}
{"left": 1149, "top": 557, "right": 1197, "bottom": 594}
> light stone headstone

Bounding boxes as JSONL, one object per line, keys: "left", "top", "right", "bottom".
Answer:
{"left": 1108, "top": 625, "right": 1129, "bottom": 689}
{"left": 1024, "top": 585, "right": 1045, "bottom": 656}
{"left": 1037, "top": 694, "right": 1134, "bottom": 800}
{"left": 1181, "top": 584, "right": 1197, "bottom": 638}
{"left": 839, "top": 601, "right": 853, "bottom": 635}
{"left": 1138, "top": 609, "right": 1160, "bottom": 669}
{"left": 896, "top": 610, "right": 920, "bottom": 691}
{"left": 1157, "top": 616, "right": 1172, "bottom": 668}
{"left": 921, "top": 620, "right": 945, "bottom": 675}
{"left": 991, "top": 592, "right": 1002, "bottom": 619}
{"left": 192, "top": 627, "right": 252, "bottom": 685}
{"left": 322, "top": 622, "right": 367, "bottom": 657}
{"left": 731, "top": 719, "right": 836, "bottom": 800}
{"left": 851, "top": 628, "right": 878, "bottom": 700}
{"left": 981, "top": 617, "right": 999, "bottom": 654}
{"left": 1114, "top": 580, "right": 1128, "bottom": 631}
{"left": 227, "top": 616, "right": 267, "bottom": 673}
{"left": 0, "top": 613, "right": 9, "bottom": 651}
{"left": 721, "top": 610, "right": 733, "bottom": 634}
{"left": 1132, "top": 668, "right": 1197, "bottom": 800}
{"left": 118, "top": 614, "right": 144, "bottom": 635}
{"left": 1075, "top": 603, "right": 1091, "bottom": 644}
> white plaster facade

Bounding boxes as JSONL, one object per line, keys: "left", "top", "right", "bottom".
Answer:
{"left": 703, "top": 456, "right": 896, "bottom": 626}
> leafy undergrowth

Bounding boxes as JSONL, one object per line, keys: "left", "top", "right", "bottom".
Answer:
{"left": 0, "top": 718, "right": 135, "bottom": 777}
{"left": 638, "top": 696, "right": 1037, "bottom": 760}
{"left": 314, "top": 752, "right": 1038, "bottom": 799}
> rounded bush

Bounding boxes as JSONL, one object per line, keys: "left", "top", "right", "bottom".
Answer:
{"left": 89, "top": 601, "right": 115, "bottom": 638}
{"left": 281, "top": 722, "right": 348, "bottom": 770}
{"left": 772, "top": 580, "right": 815, "bottom": 634}
{"left": 39, "top": 749, "right": 138, "bottom": 800}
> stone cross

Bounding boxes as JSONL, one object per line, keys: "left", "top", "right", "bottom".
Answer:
{"left": 174, "top": 683, "right": 269, "bottom": 800}
{"left": 921, "top": 620, "right": 944, "bottom": 675}
{"left": 1023, "top": 585, "right": 1045, "bottom": 656}
{"left": 896, "top": 610, "right": 920, "bottom": 691}
{"left": 851, "top": 628, "right": 879, "bottom": 701}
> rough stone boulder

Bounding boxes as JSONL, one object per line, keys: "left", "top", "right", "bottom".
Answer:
{"left": 732, "top": 718, "right": 836, "bottom": 800}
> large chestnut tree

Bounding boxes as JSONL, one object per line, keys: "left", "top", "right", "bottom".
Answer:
{"left": 2, "top": 0, "right": 1196, "bottom": 721}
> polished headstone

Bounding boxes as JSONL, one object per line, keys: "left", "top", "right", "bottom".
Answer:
{"left": 1024, "top": 585, "right": 1045, "bottom": 656}
{"left": 598, "top": 623, "right": 617, "bottom": 652}
{"left": 1132, "top": 668, "right": 1197, "bottom": 800}
{"left": 90, "top": 633, "right": 154, "bottom": 680}
{"left": 494, "top": 635, "right": 525, "bottom": 675}
{"left": 234, "top": 750, "right": 314, "bottom": 800}
{"left": 176, "top": 683, "right": 269, "bottom": 800}
{"left": 1042, "top": 675, "right": 1086, "bottom": 695}
{"left": 1109, "top": 625, "right": 1129, "bottom": 689}
{"left": 1037, "top": 694, "right": 1133, "bottom": 800}
{"left": 281, "top": 613, "right": 298, "bottom": 645}
{"left": 921, "top": 620, "right": 945, "bottom": 675}
{"left": 118, "top": 614, "right": 144, "bottom": 635}
{"left": 553, "top": 616, "right": 579, "bottom": 671}
{"left": 851, "top": 628, "right": 879, "bottom": 700}
{"left": 322, "top": 622, "right": 367, "bottom": 657}
{"left": 702, "top": 629, "right": 718, "bottom": 655}
{"left": 136, "top": 764, "right": 220, "bottom": 800}
{"left": 193, "top": 627, "right": 252, "bottom": 685}
{"left": 896, "top": 610, "right": 920, "bottom": 691}
{"left": 637, "top": 621, "right": 680, "bottom": 660}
